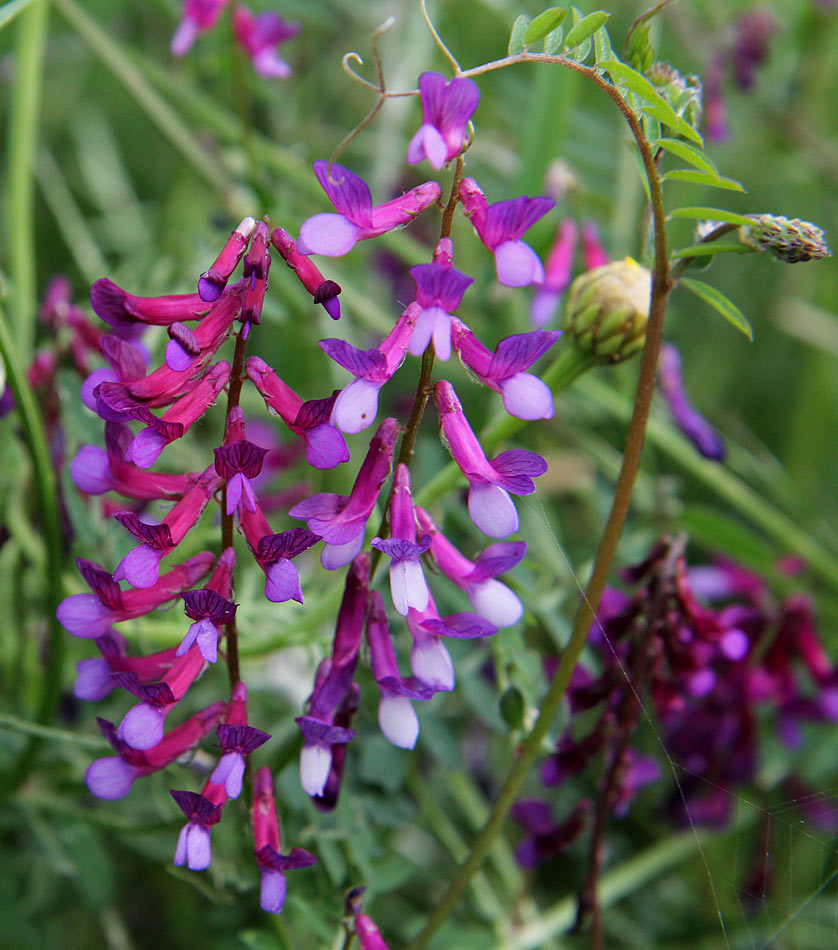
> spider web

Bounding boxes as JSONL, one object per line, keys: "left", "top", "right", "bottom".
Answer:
{"left": 518, "top": 494, "right": 838, "bottom": 950}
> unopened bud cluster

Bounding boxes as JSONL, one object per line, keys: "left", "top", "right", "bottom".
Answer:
{"left": 739, "top": 214, "right": 832, "bottom": 263}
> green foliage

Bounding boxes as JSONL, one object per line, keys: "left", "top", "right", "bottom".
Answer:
{"left": 680, "top": 277, "right": 754, "bottom": 340}
{"left": 524, "top": 7, "right": 566, "bottom": 45}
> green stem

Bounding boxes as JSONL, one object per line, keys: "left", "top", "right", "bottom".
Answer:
{"left": 407, "top": 53, "right": 672, "bottom": 950}
{"left": 0, "top": 304, "right": 65, "bottom": 767}
{"left": 6, "top": 0, "right": 49, "bottom": 363}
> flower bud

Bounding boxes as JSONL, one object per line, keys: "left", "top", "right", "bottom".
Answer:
{"left": 647, "top": 62, "right": 703, "bottom": 128}
{"left": 564, "top": 259, "right": 651, "bottom": 363}
{"left": 738, "top": 215, "right": 832, "bottom": 263}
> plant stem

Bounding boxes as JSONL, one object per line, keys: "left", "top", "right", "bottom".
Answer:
{"left": 221, "top": 329, "right": 249, "bottom": 687}
{"left": 407, "top": 53, "right": 672, "bottom": 950}
{"left": 7, "top": 0, "right": 49, "bottom": 364}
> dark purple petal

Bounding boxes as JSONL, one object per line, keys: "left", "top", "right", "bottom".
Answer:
{"left": 511, "top": 799, "right": 555, "bottom": 835}
{"left": 295, "top": 392, "right": 339, "bottom": 429}
{"left": 312, "top": 161, "right": 373, "bottom": 227}
{"left": 319, "top": 339, "right": 386, "bottom": 379}
{"left": 257, "top": 528, "right": 320, "bottom": 563}
{"left": 167, "top": 321, "right": 200, "bottom": 355}
{"left": 182, "top": 589, "right": 237, "bottom": 625}
{"left": 214, "top": 440, "right": 269, "bottom": 478}
{"left": 100, "top": 335, "right": 148, "bottom": 378}
{"left": 77, "top": 558, "right": 124, "bottom": 610}
{"left": 468, "top": 541, "right": 528, "bottom": 582}
{"left": 295, "top": 716, "right": 355, "bottom": 746}
{"left": 489, "top": 330, "right": 561, "bottom": 378}
{"left": 114, "top": 512, "right": 174, "bottom": 550}
{"left": 422, "top": 612, "right": 498, "bottom": 639}
{"left": 376, "top": 674, "right": 436, "bottom": 701}
{"left": 255, "top": 844, "right": 317, "bottom": 872}
{"left": 111, "top": 672, "right": 175, "bottom": 706}
{"left": 410, "top": 263, "right": 473, "bottom": 313}
{"left": 169, "top": 790, "right": 223, "bottom": 825}
{"left": 217, "top": 723, "right": 271, "bottom": 755}
{"left": 482, "top": 196, "right": 555, "bottom": 247}
{"left": 370, "top": 536, "right": 431, "bottom": 561}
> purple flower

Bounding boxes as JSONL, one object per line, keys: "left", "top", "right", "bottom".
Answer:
{"left": 406, "top": 71, "right": 480, "bottom": 169}
{"left": 290, "top": 418, "right": 398, "bottom": 569}
{"left": 658, "top": 344, "right": 725, "bottom": 461}
{"left": 408, "top": 241, "right": 473, "bottom": 360}
{"left": 197, "top": 217, "right": 256, "bottom": 302}
{"left": 416, "top": 507, "right": 526, "bottom": 627}
{"left": 321, "top": 303, "right": 419, "bottom": 434}
{"left": 251, "top": 527, "right": 320, "bottom": 603}
{"left": 214, "top": 438, "right": 269, "bottom": 515}
{"left": 170, "top": 789, "right": 224, "bottom": 871}
{"left": 296, "top": 556, "right": 368, "bottom": 796}
{"left": 459, "top": 177, "right": 554, "bottom": 287}
{"left": 451, "top": 318, "right": 559, "bottom": 420}
{"left": 179, "top": 588, "right": 237, "bottom": 663}
{"left": 511, "top": 798, "right": 591, "bottom": 868}
{"left": 271, "top": 226, "right": 341, "bottom": 320}
{"left": 211, "top": 723, "right": 270, "bottom": 798}
{"left": 434, "top": 380, "right": 547, "bottom": 537}
{"left": 371, "top": 464, "right": 430, "bottom": 615}
{"left": 367, "top": 592, "right": 434, "bottom": 748}
{"left": 297, "top": 161, "right": 441, "bottom": 257}
{"left": 232, "top": 7, "right": 299, "bottom": 79}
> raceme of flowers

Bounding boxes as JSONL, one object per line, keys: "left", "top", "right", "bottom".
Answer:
{"left": 56, "top": 70, "right": 566, "bottom": 918}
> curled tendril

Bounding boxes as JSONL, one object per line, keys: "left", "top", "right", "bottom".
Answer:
{"left": 329, "top": 17, "right": 419, "bottom": 173}
{"left": 420, "top": 0, "right": 461, "bottom": 75}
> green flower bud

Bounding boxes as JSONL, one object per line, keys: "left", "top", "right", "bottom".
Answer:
{"left": 647, "top": 61, "right": 703, "bottom": 129}
{"left": 564, "top": 259, "right": 652, "bottom": 363}
{"left": 738, "top": 214, "right": 832, "bottom": 263}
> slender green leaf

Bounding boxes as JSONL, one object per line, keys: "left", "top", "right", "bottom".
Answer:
{"left": 564, "top": 9, "right": 610, "bottom": 49}
{"left": 543, "top": 22, "right": 564, "bottom": 53}
{"left": 599, "top": 58, "right": 662, "bottom": 104}
{"left": 671, "top": 206, "right": 752, "bottom": 227}
{"left": 592, "top": 25, "right": 613, "bottom": 64}
{"left": 508, "top": 14, "right": 530, "bottom": 55}
{"left": 665, "top": 168, "right": 746, "bottom": 192}
{"left": 639, "top": 102, "right": 704, "bottom": 146}
{"left": 680, "top": 277, "right": 754, "bottom": 340}
{"left": 654, "top": 137, "right": 720, "bottom": 178}
{"left": 671, "top": 243, "right": 751, "bottom": 258}
{"left": 0, "top": 0, "right": 34, "bottom": 29}
{"left": 525, "top": 7, "right": 565, "bottom": 44}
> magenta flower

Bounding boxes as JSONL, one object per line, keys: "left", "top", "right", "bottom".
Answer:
{"left": 271, "top": 226, "right": 341, "bottom": 320}
{"left": 658, "top": 344, "right": 725, "bottom": 461}
{"left": 214, "top": 408, "right": 271, "bottom": 515}
{"left": 246, "top": 355, "right": 349, "bottom": 469}
{"left": 90, "top": 277, "right": 209, "bottom": 330}
{"left": 582, "top": 221, "right": 609, "bottom": 269}
{"left": 250, "top": 766, "right": 317, "bottom": 913}
{"left": 233, "top": 6, "right": 299, "bottom": 79}
{"left": 171, "top": 0, "right": 229, "bottom": 56}
{"left": 112, "top": 468, "right": 221, "bottom": 588}
{"left": 57, "top": 552, "right": 214, "bottom": 638}
{"left": 321, "top": 303, "right": 419, "bottom": 433}
{"left": 209, "top": 684, "right": 270, "bottom": 798}
{"left": 198, "top": 217, "right": 256, "bottom": 301}
{"left": 459, "top": 177, "right": 554, "bottom": 287}
{"left": 239, "top": 502, "right": 319, "bottom": 602}
{"left": 176, "top": 549, "right": 236, "bottom": 662}
{"left": 417, "top": 507, "right": 526, "bottom": 627}
{"left": 84, "top": 702, "right": 225, "bottom": 800}
{"left": 367, "top": 592, "right": 434, "bottom": 748}
{"left": 371, "top": 464, "right": 431, "bottom": 615}
{"left": 297, "top": 161, "right": 441, "bottom": 257}
{"left": 434, "top": 380, "right": 547, "bottom": 537}
{"left": 450, "top": 318, "right": 559, "bottom": 420}
{"left": 511, "top": 798, "right": 591, "bottom": 868}
{"left": 290, "top": 418, "right": 398, "bottom": 569}
{"left": 408, "top": 244, "right": 473, "bottom": 360}
{"left": 406, "top": 71, "right": 480, "bottom": 169}
{"left": 74, "top": 631, "right": 179, "bottom": 702}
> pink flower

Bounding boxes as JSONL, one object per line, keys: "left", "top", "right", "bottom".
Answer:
{"left": 232, "top": 6, "right": 300, "bottom": 79}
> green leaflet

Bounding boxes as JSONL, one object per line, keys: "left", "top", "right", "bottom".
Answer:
{"left": 680, "top": 277, "right": 754, "bottom": 340}
{"left": 524, "top": 7, "right": 566, "bottom": 44}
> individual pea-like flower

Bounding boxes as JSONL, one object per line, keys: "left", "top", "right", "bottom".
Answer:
{"left": 198, "top": 217, "right": 256, "bottom": 301}
{"left": 434, "top": 380, "right": 547, "bottom": 538}
{"left": 232, "top": 6, "right": 300, "bottom": 79}
{"left": 73, "top": 631, "right": 179, "bottom": 703}
{"left": 450, "top": 318, "right": 559, "bottom": 421}
{"left": 321, "top": 303, "right": 419, "bottom": 434}
{"left": 271, "top": 226, "right": 341, "bottom": 320}
{"left": 214, "top": 408, "right": 270, "bottom": 515}
{"left": 406, "top": 71, "right": 480, "bottom": 169}
{"left": 297, "top": 161, "right": 441, "bottom": 257}
{"left": 210, "top": 684, "right": 270, "bottom": 798}
{"left": 85, "top": 702, "right": 226, "bottom": 800}
{"left": 459, "top": 177, "right": 554, "bottom": 287}
{"left": 250, "top": 766, "right": 317, "bottom": 913}
{"left": 290, "top": 418, "right": 398, "bottom": 569}
{"left": 408, "top": 239, "right": 473, "bottom": 361}
{"left": 170, "top": 788, "right": 225, "bottom": 871}
{"left": 371, "top": 464, "right": 431, "bottom": 616}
